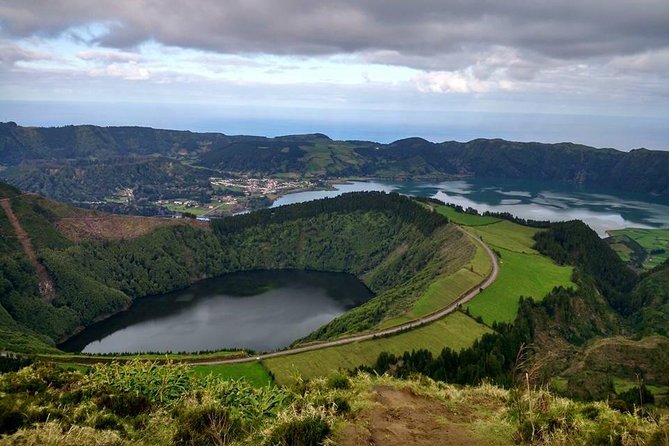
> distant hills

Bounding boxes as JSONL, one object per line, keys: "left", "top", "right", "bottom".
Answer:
{"left": 1, "top": 121, "right": 668, "bottom": 204}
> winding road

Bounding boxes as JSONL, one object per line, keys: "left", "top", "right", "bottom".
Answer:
{"left": 196, "top": 229, "right": 500, "bottom": 365}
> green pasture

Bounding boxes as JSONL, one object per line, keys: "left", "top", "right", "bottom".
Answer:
{"left": 264, "top": 311, "right": 491, "bottom": 385}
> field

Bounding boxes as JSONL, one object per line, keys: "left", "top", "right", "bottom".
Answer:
{"left": 377, "top": 229, "right": 491, "bottom": 329}
{"left": 465, "top": 247, "right": 574, "bottom": 324}
{"left": 435, "top": 207, "right": 575, "bottom": 325}
{"left": 613, "top": 378, "right": 669, "bottom": 399}
{"left": 163, "top": 202, "right": 210, "bottom": 216}
{"left": 41, "top": 349, "right": 247, "bottom": 363}
{"left": 607, "top": 227, "right": 669, "bottom": 269}
{"left": 437, "top": 206, "right": 501, "bottom": 226}
{"left": 190, "top": 363, "right": 273, "bottom": 387}
{"left": 264, "top": 311, "right": 491, "bottom": 384}
{"left": 408, "top": 237, "right": 492, "bottom": 319}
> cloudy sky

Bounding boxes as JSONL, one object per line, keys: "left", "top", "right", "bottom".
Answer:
{"left": 1, "top": 1, "right": 668, "bottom": 149}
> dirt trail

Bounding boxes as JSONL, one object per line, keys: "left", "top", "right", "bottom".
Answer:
{"left": 0, "top": 198, "right": 56, "bottom": 302}
{"left": 337, "top": 386, "right": 505, "bottom": 446}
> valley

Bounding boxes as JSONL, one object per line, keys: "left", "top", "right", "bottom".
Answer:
{"left": 1, "top": 146, "right": 668, "bottom": 444}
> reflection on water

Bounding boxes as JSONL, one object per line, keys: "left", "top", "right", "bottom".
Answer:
{"left": 272, "top": 179, "right": 669, "bottom": 236}
{"left": 60, "top": 270, "right": 373, "bottom": 354}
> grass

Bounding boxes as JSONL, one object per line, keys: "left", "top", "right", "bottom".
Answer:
{"left": 609, "top": 242, "right": 633, "bottom": 263}
{"left": 4, "top": 364, "right": 666, "bottom": 446}
{"left": 409, "top": 269, "right": 482, "bottom": 318}
{"left": 264, "top": 311, "right": 491, "bottom": 385}
{"left": 379, "top": 229, "right": 492, "bottom": 328}
{"left": 435, "top": 207, "right": 575, "bottom": 325}
{"left": 58, "top": 359, "right": 273, "bottom": 387}
{"left": 612, "top": 378, "right": 669, "bottom": 397}
{"left": 41, "top": 350, "right": 247, "bottom": 362}
{"left": 607, "top": 227, "right": 669, "bottom": 269}
{"left": 437, "top": 206, "right": 501, "bottom": 226}
{"left": 56, "top": 362, "right": 89, "bottom": 373}
{"left": 163, "top": 203, "right": 209, "bottom": 216}
{"left": 190, "top": 362, "right": 273, "bottom": 387}
{"left": 465, "top": 247, "right": 574, "bottom": 324}
{"left": 469, "top": 220, "right": 541, "bottom": 253}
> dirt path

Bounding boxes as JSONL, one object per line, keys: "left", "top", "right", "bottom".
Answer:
{"left": 195, "top": 230, "right": 499, "bottom": 365}
{"left": 0, "top": 198, "right": 56, "bottom": 302}
{"left": 336, "top": 386, "right": 507, "bottom": 446}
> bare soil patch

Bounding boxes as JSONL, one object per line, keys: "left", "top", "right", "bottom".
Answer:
{"left": 336, "top": 385, "right": 508, "bottom": 446}
{"left": 56, "top": 215, "right": 208, "bottom": 242}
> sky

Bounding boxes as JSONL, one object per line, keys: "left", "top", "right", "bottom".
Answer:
{"left": 0, "top": 1, "right": 668, "bottom": 150}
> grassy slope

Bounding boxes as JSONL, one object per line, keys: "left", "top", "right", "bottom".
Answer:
{"left": 3, "top": 362, "right": 666, "bottom": 446}
{"left": 608, "top": 227, "right": 669, "bottom": 269}
{"left": 265, "top": 207, "right": 575, "bottom": 384}
{"left": 40, "top": 350, "right": 247, "bottom": 362}
{"left": 189, "top": 363, "right": 273, "bottom": 387}
{"left": 265, "top": 311, "right": 491, "bottom": 385}
{"left": 57, "top": 360, "right": 273, "bottom": 388}
{"left": 437, "top": 206, "right": 501, "bottom": 226}
{"left": 0, "top": 304, "right": 60, "bottom": 354}
{"left": 453, "top": 213, "right": 575, "bottom": 325}
{"left": 377, "top": 231, "right": 491, "bottom": 328}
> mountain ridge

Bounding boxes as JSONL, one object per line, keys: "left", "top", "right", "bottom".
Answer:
{"left": 1, "top": 121, "right": 667, "bottom": 202}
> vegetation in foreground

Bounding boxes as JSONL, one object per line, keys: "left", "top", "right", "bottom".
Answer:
{"left": 0, "top": 361, "right": 667, "bottom": 445}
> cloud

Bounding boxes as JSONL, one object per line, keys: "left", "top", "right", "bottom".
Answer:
{"left": 607, "top": 48, "right": 669, "bottom": 75}
{"left": 0, "top": 41, "right": 50, "bottom": 65}
{"left": 76, "top": 49, "right": 142, "bottom": 63}
{"left": 414, "top": 69, "right": 514, "bottom": 94}
{"left": 0, "top": 1, "right": 667, "bottom": 70}
{"left": 88, "top": 61, "right": 150, "bottom": 80}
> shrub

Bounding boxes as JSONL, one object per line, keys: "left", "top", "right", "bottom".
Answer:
{"left": 326, "top": 373, "right": 350, "bottom": 390}
{"left": 265, "top": 416, "right": 330, "bottom": 446}
{"left": 0, "top": 356, "right": 33, "bottom": 374}
{"left": 330, "top": 396, "right": 350, "bottom": 414}
{"left": 91, "top": 413, "right": 123, "bottom": 432}
{"left": 173, "top": 403, "right": 242, "bottom": 446}
{"left": 97, "top": 391, "right": 152, "bottom": 417}
{"left": 0, "top": 398, "right": 25, "bottom": 435}
{"left": 618, "top": 385, "right": 655, "bottom": 409}
{"left": 579, "top": 405, "right": 600, "bottom": 420}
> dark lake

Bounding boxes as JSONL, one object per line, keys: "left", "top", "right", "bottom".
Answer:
{"left": 60, "top": 270, "right": 373, "bottom": 354}
{"left": 272, "top": 178, "right": 669, "bottom": 237}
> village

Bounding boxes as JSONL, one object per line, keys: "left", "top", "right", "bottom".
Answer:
{"left": 155, "top": 176, "right": 318, "bottom": 219}
{"left": 209, "top": 176, "right": 315, "bottom": 196}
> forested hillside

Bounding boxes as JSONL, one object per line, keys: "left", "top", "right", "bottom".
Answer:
{"left": 2, "top": 122, "right": 668, "bottom": 202}
{"left": 0, "top": 188, "right": 468, "bottom": 352}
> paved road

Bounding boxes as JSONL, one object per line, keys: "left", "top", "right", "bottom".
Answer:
{"left": 196, "top": 229, "right": 500, "bottom": 365}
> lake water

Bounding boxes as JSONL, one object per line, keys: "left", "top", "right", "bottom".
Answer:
{"left": 60, "top": 270, "right": 373, "bottom": 354}
{"left": 272, "top": 178, "right": 669, "bottom": 236}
